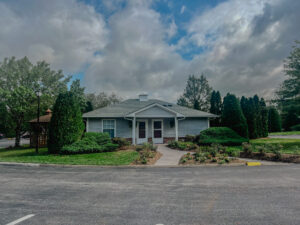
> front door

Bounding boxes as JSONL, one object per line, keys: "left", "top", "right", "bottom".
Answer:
{"left": 153, "top": 120, "right": 163, "bottom": 144}
{"left": 137, "top": 120, "right": 147, "bottom": 144}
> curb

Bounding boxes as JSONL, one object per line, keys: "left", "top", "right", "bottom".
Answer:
{"left": 0, "top": 161, "right": 258, "bottom": 169}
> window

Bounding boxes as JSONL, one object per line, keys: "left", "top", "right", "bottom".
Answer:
{"left": 103, "top": 120, "right": 115, "bottom": 138}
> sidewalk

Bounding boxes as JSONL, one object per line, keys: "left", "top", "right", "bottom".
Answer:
{"left": 154, "top": 144, "right": 188, "bottom": 166}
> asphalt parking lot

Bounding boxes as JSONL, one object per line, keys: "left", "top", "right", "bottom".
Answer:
{"left": 0, "top": 164, "right": 299, "bottom": 225}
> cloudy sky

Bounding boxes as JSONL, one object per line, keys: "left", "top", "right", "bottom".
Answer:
{"left": 0, "top": 0, "right": 299, "bottom": 102}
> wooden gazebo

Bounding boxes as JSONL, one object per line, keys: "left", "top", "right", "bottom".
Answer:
{"left": 29, "top": 109, "right": 52, "bottom": 147}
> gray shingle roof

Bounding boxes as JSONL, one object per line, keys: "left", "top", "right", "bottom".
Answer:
{"left": 83, "top": 99, "right": 217, "bottom": 118}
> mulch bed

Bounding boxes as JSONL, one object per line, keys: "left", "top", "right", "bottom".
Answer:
{"left": 179, "top": 153, "right": 245, "bottom": 165}
{"left": 240, "top": 152, "right": 300, "bottom": 163}
{"left": 132, "top": 151, "right": 162, "bottom": 165}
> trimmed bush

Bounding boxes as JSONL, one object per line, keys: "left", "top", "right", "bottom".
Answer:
{"left": 84, "top": 132, "right": 111, "bottom": 145}
{"left": 167, "top": 140, "right": 197, "bottom": 150}
{"left": 48, "top": 92, "right": 84, "bottom": 154}
{"left": 60, "top": 132, "right": 118, "bottom": 154}
{"left": 221, "top": 93, "right": 248, "bottom": 138}
{"left": 112, "top": 137, "right": 130, "bottom": 147}
{"left": 195, "top": 127, "right": 248, "bottom": 146}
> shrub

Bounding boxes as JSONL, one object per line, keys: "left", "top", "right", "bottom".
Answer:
{"left": 184, "top": 135, "right": 195, "bottom": 142}
{"left": 60, "top": 132, "right": 118, "bottom": 155}
{"left": 242, "top": 142, "right": 253, "bottom": 155}
{"left": 195, "top": 127, "right": 248, "bottom": 146}
{"left": 221, "top": 93, "right": 249, "bottom": 138}
{"left": 112, "top": 137, "right": 130, "bottom": 147}
{"left": 84, "top": 132, "right": 111, "bottom": 145}
{"left": 167, "top": 140, "right": 197, "bottom": 150}
{"left": 225, "top": 148, "right": 240, "bottom": 157}
{"left": 48, "top": 92, "right": 84, "bottom": 154}
{"left": 255, "top": 145, "right": 266, "bottom": 156}
{"left": 291, "top": 124, "right": 300, "bottom": 131}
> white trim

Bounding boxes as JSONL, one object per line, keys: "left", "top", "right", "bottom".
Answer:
{"left": 136, "top": 119, "right": 148, "bottom": 144}
{"left": 152, "top": 119, "right": 163, "bottom": 144}
{"left": 6, "top": 214, "right": 35, "bottom": 225}
{"left": 102, "top": 119, "right": 116, "bottom": 137}
{"left": 126, "top": 103, "right": 184, "bottom": 118}
{"left": 175, "top": 117, "right": 178, "bottom": 141}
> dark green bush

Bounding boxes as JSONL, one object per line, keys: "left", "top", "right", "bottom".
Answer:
{"left": 112, "top": 137, "right": 130, "bottom": 147}
{"left": 48, "top": 92, "right": 84, "bottom": 154}
{"left": 291, "top": 124, "right": 300, "bottom": 131}
{"left": 60, "top": 132, "right": 118, "bottom": 155}
{"left": 195, "top": 127, "right": 248, "bottom": 146}
{"left": 167, "top": 140, "right": 197, "bottom": 150}
{"left": 84, "top": 132, "right": 111, "bottom": 145}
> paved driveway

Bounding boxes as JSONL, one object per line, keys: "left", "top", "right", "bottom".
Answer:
{"left": 269, "top": 135, "right": 300, "bottom": 139}
{"left": 0, "top": 138, "right": 30, "bottom": 149}
{"left": 0, "top": 164, "right": 299, "bottom": 225}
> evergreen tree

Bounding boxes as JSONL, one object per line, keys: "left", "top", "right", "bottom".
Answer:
{"left": 283, "top": 106, "right": 300, "bottom": 131}
{"left": 70, "top": 79, "right": 87, "bottom": 113}
{"left": 268, "top": 107, "right": 282, "bottom": 132}
{"left": 221, "top": 93, "right": 248, "bottom": 138}
{"left": 260, "top": 98, "right": 269, "bottom": 137}
{"left": 48, "top": 92, "right": 84, "bottom": 154}
{"left": 210, "top": 90, "right": 222, "bottom": 126}
{"left": 253, "top": 95, "right": 263, "bottom": 137}
{"left": 241, "top": 96, "right": 258, "bottom": 139}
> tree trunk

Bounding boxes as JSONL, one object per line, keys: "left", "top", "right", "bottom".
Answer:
{"left": 15, "top": 125, "right": 21, "bottom": 148}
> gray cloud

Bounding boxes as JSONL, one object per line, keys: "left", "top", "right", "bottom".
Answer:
{"left": 0, "top": 0, "right": 107, "bottom": 73}
{"left": 0, "top": 0, "right": 299, "bottom": 102}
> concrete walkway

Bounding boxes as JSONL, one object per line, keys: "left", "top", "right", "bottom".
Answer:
{"left": 269, "top": 135, "right": 300, "bottom": 139}
{"left": 155, "top": 144, "right": 188, "bottom": 166}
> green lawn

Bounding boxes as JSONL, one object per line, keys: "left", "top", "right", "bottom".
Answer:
{"left": 269, "top": 131, "right": 300, "bottom": 136}
{"left": 226, "top": 138, "right": 300, "bottom": 155}
{"left": 0, "top": 147, "right": 139, "bottom": 165}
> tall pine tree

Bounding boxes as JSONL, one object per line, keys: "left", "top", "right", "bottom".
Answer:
{"left": 221, "top": 93, "right": 248, "bottom": 138}
{"left": 260, "top": 98, "right": 269, "bottom": 137}
{"left": 210, "top": 90, "right": 222, "bottom": 126}
{"left": 268, "top": 107, "right": 281, "bottom": 132}
{"left": 241, "top": 96, "right": 257, "bottom": 139}
{"left": 48, "top": 92, "right": 84, "bottom": 154}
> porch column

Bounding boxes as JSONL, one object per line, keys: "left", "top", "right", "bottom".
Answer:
{"left": 132, "top": 116, "right": 136, "bottom": 145}
{"left": 175, "top": 116, "right": 178, "bottom": 141}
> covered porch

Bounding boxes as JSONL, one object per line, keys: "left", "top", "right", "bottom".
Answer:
{"left": 126, "top": 103, "right": 185, "bottom": 145}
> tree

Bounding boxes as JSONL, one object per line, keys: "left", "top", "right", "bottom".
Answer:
{"left": 84, "top": 101, "right": 94, "bottom": 113}
{"left": 268, "top": 107, "right": 282, "bottom": 132}
{"left": 85, "top": 92, "right": 121, "bottom": 109}
{"left": 221, "top": 93, "right": 248, "bottom": 138}
{"left": 253, "top": 95, "right": 263, "bottom": 137}
{"left": 260, "top": 98, "right": 269, "bottom": 137}
{"left": 0, "top": 57, "right": 70, "bottom": 147}
{"left": 48, "top": 92, "right": 84, "bottom": 154}
{"left": 0, "top": 102, "right": 14, "bottom": 137}
{"left": 70, "top": 79, "right": 87, "bottom": 112}
{"left": 276, "top": 41, "right": 300, "bottom": 130}
{"left": 283, "top": 106, "right": 300, "bottom": 131}
{"left": 241, "top": 96, "right": 258, "bottom": 139}
{"left": 210, "top": 90, "right": 222, "bottom": 126}
{"left": 177, "top": 74, "right": 212, "bottom": 111}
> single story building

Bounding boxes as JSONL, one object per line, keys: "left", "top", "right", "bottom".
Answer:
{"left": 83, "top": 94, "right": 217, "bottom": 144}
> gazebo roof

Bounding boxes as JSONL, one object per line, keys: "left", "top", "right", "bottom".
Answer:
{"left": 29, "top": 109, "right": 52, "bottom": 123}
